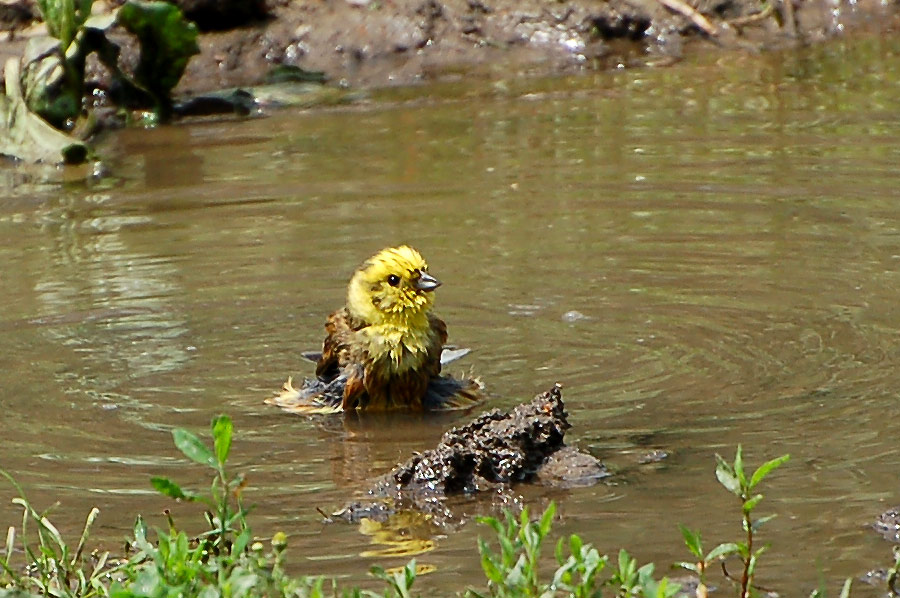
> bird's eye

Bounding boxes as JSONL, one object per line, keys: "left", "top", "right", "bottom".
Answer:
{"left": 387, "top": 274, "right": 400, "bottom": 287}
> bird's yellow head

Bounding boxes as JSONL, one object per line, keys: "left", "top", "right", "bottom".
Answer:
{"left": 346, "top": 246, "right": 441, "bottom": 327}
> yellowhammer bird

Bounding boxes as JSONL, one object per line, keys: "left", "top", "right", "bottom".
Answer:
{"left": 267, "top": 246, "right": 484, "bottom": 414}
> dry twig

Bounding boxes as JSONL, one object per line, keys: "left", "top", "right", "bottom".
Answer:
{"left": 655, "top": 0, "right": 719, "bottom": 36}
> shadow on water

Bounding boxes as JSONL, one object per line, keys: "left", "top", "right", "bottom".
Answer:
{"left": 2, "top": 33, "right": 900, "bottom": 594}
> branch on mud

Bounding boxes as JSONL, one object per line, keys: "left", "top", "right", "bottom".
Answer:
{"left": 654, "top": 0, "right": 718, "bottom": 36}
{"left": 725, "top": 2, "right": 775, "bottom": 27}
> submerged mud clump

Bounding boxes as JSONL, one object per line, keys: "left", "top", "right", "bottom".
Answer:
{"left": 335, "top": 384, "right": 609, "bottom": 523}
{"left": 873, "top": 506, "right": 900, "bottom": 543}
{"left": 392, "top": 384, "right": 571, "bottom": 494}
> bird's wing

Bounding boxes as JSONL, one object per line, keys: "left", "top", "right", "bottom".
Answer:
{"left": 425, "top": 314, "right": 449, "bottom": 376}
{"left": 300, "top": 351, "right": 322, "bottom": 363}
{"left": 341, "top": 363, "right": 367, "bottom": 411}
{"left": 316, "top": 308, "right": 355, "bottom": 380}
{"left": 440, "top": 347, "right": 471, "bottom": 366}
{"left": 423, "top": 375, "right": 484, "bottom": 410}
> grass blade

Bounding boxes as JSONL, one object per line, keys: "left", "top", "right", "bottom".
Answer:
{"left": 71, "top": 507, "right": 100, "bottom": 567}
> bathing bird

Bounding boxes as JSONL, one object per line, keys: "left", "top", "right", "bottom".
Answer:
{"left": 267, "top": 245, "right": 483, "bottom": 414}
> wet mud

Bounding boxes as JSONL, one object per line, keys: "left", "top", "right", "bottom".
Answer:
{"left": 333, "top": 384, "right": 610, "bottom": 524}
{"left": 172, "top": 0, "right": 900, "bottom": 93}
{"left": 3, "top": 0, "right": 899, "bottom": 98}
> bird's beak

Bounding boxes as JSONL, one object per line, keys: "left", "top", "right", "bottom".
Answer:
{"left": 415, "top": 271, "right": 442, "bottom": 292}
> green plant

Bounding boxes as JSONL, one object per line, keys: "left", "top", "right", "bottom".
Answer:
{"left": 34, "top": 0, "right": 94, "bottom": 51}
{"left": 468, "top": 503, "right": 557, "bottom": 598}
{"left": 882, "top": 546, "right": 900, "bottom": 598}
{"left": 469, "top": 503, "right": 677, "bottom": 598}
{"left": 677, "top": 446, "right": 789, "bottom": 598}
{"left": 366, "top": 561, "right": 419, "bottom": 598}
{"left": 110, "top": 414, "right": 260, "bottom": 598}
{"left": 551, "top": 534, "right": 607, "bottom": 598}
{"left": 150, "top": 414, "right": 248, "bottom": 554}
{"left": 4, "top": 0, "right": 199, "bottom": 164}
{"left": 606, "top": 550, "right": 679, "bottom": 598}
{"left": 808, "top": 575, "right": 852, "bottom": 598}
{"left": 0, "top": 470, "right": 116, "bottom": 598}
{"left": 116, "top": 1, "right": 199, "bottom": 121}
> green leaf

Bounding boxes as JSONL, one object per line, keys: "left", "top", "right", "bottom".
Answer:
{"left": 538, "top": 501, "right": 556, "bottom": 537}
{"left": 197, "top": 583, "right": 219, "bottom": 598}
{"left": 477, "top": 516, "right": 503, "bottom": 536}
{"left": 231, "top": 528, "right": 251, "bottom": 557}
{"left": 71, "top": 506, "right": 100, "bottom": 566}
{"left": 171, "top": 428, "right": 215, "bottom": 468}
{"left": 618, "top": 548, "right": 635, "bottom": 579}
{"left": 749, "top": 454, "right": 790, "bottom": 489}
{"left": 751, "top": 514, "right": 778, "bottom": 532}
{"left": 498, "top": 533, "right": 515, "bottom": 564}
{"left": 743, "top": 493, "right": 764, "bottom": 513}
{"left": 715, "top": 454, "right": 741, "bottom": 496}
{"left": 478, "top": 539, "right": 502, "bottom": 583}
{"left": 505, "top": 554, "right": 527, "bottom": 587}
{"left": 35, "top": 512, "right": 65, "bottom": 552}
{"left": 678, "top": 525, "right": 702, "bottom": 559}
{"left": 705, "top": 542, "right": 741, "bottom": 561}
{"left": 733, "top": 444, "right": 745, "bottom": 485}
{"left": 518, "top": 506, "right": 530, "bottom": 530}
{"left": 212, "top": 415, "right": 233, "bottom": 466}
{"left": 131, "top": 516, "right": 154, "bottom": 556}
{"left": 150, "top": 477, "right": 193, "bottom": 500}
{"left": 746, "top": 553, "right": 759, "bottom": 578}
{"left": 555, "top": 537, "right": 565, "bottom": 565}
{"left": 570, "top": 534, "right": 583, "bottom": 558}
{"left": 673, "top": 561, "right": 700, "bottom": 574}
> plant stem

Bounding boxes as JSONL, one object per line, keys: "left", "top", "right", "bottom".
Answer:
{"left": 742, "top": 509, "right": 752, "bottom": 598}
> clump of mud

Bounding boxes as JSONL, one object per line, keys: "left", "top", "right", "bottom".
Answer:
{"left": 873, "top": 506, "right": 900, "bottom": 543}
{"left": 334, "top": 384, "right": 609, "bottom": 524}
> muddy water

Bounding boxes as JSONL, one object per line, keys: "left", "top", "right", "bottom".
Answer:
{"left": 3, "top": 33, "right": 900, "bottom": 595}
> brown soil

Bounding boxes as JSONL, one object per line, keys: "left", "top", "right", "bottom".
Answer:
{"left": 2, "top": 0, "right": 899, "bottom": 98}
{"left": 175, "top": 0, "right": 900, "bottom": 93}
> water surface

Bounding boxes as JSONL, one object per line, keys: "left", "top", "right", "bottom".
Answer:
{"left": 2, "top": 34, "right": 900, "bottom": 596}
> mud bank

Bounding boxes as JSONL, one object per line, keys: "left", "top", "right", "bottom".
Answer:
{"left": 3, "top": 0, "right": 900, "bottom": 98}
{"left": 173, "top": 0, "right": 900, "bottom": 93}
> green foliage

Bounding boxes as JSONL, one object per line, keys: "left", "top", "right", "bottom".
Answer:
{"left": 468, "top": 503, "right": 677, "bottom": 598}
{"left": 0, "top": 435, "right": 887, "bottom": 598}
{"left": 808, "top": 576, "right": 852, "bottom": 598}
{"left": 677, "top": 445, "right": 790, "bottom": 598}
{"left": 5, "top": 0, "right": 199, "bottom": 164}
{"left": 366, "top": 561, "right": 419, "bottom": 598}
{"left": 0, "top": 470, "right": 117, "bottom": 598}
{"left": 34, "top": 0, "right": 94, "bottom": 51}
{"left": 468, "top": 503, "right": 557, "bottom": 597}
{"left": 551, "top": 534, "right": 606, "bottom": 598}
{"left": 1, "top": 56, "right": 89, "bottom": 163}
{"left": 112, "top": 414, "right": 259, "bottom": 598}
{"left": 884, "top": 546, "right": 900, "bottom": 598}
{"left": 116, "top": 1, "right": 199, "bottom": 119}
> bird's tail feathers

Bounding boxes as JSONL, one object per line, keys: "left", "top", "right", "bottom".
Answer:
{"left": 265, "top": 376, "right": 344, "bottom": 415}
